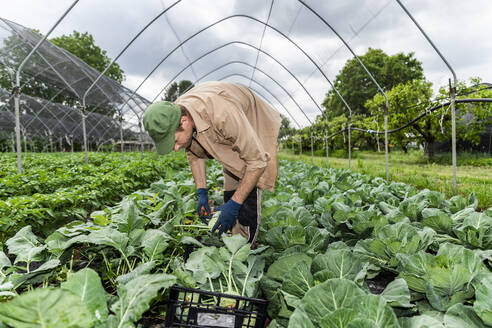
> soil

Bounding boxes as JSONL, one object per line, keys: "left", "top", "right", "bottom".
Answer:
{"left": 365, "top": 270, "right": 398, "bottom": 294}
{"left": 138, "top": 315, "right": 166, "bottom": 327}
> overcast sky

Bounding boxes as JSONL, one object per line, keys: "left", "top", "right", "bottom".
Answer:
{"left": 2, "top": 0, "right": 491, "bottom": 127}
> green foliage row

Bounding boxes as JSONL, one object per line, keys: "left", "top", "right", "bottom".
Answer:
{"left": 0, "top": 152, "right": 188, "bottom": 241}
{"left": 0, "top": 152, "right": 153, "bottom": 198}
{"left": 261, "top": 160, "right": 492, "bottom": 327}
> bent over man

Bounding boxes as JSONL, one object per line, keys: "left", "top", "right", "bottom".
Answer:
{"left": 143, "top": 81, "right": 281, "bottom": 245}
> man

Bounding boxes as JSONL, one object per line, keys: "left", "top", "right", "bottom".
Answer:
{"left": 143, "top": 81, "right": 281, "bottom": 245}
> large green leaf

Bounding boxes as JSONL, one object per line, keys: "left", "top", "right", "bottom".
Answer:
{"left": 0, "top": 287, "right": 94, "bottom": 327}
{"left": 454, "top": 212, "right": 492, "bottom": 249}
{"left": 61, "top": 268, "right": 108, "bottom": 322}
{"left": 238, "top": 255, "right": 265, "bottom": 298}
{"left": 399, "top": 314, "right": 445, "bottom": 328}
{"left": 185, "top": 247, "right": 222, "bottom": 284}
{"left": 300, "top": 279, "right": 365, "bottom": 324}
{"left": 447, "top": 195, "right": 469, "bottom": 214}
{"left": 380, "top": 278, "right": 413, "bottom": 308}
{"left": 85, "top": 228, "right": 129, "bottom": 253}
{"left": 351, "top": 294, "right": 399, "bottom": 327}
{"left": 346, "top": 318, "right": 380, "bottom": 328}
{"left": 223, "top": 234, "right": 249, "bottom": 255}
{"left": 451, "top": 208, "right": 476, "bottom": 224}
{"left": 140, "top": 229, "right": 170, "bottom": 261}
{"left": 305, "top": 226, "right": 330, "bottom": 253}
{"left": 5, "top": 226, "right": 46, "bottom": 264}
{"left": 473, "top": 273, "right": 492, "bottom": 325}
{"left": 45, "top": 231, "right": 90, "bottom": 258}
{"left": 294, "top": 278, "right": 398, "bottom": 327}
{"left": 281, "top": 261, "right": 313, "bottom": 298}
{"left": 116, "top": 261, "right": 156, "bottom": 285}
{"left": 444, "top": 303, "right": 485, "bottom": 328}
{"left": 396, "top": 252, "right": 432, "bottom": 293}
{"left": 110, "top": 273, "right": 176, "bottom": 328}
{"left": 421, "top": 212, "right": 453, "bottom": 235}
{"left": 288, "top": 308, "right": 316, "bottom": 328}
{"left": 312, "top": 249, "right": 367, "bottom": 284}
{"left": 266, "top": 253, "right": 312, "bottom": 281}
{"left": 115, "top": 198, "right": 147, "bottom": 233}
{"left": 397, "top": 243, "right": 483, "bottom": 311}
{"left": 358, "top": 222, "right": 435, "bottom": 269}
{"left": 284, "top": 226, "right": 306, "bottom": 245}
{"left": 260, "top": 276, "right": 284, "bottom": 319}
{"left": 10, "top": 259, "right": 60, "bottom": 288}
{"left": 319, "top": 308, "right": 358, "bottom": 328}
{"left": 0, "top": 252, "right": 11, "bottom": 271}
{"left": 265, "top": 226, "right": 288, "bottom": 249}
{"left": 399, "top": 189, "right": 444, "bottom": 220}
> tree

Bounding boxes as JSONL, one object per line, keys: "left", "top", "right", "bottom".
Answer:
{"left": 278, "top": 114, "right": 293, "bottom": 140}
{"left": 163, "top": 80, "right": 194, "bottom": 101}
{"left": 437, "top": 77, "right": 492, "bottom": 151}
{"left": 50, "top": 31, "right": 125, "bottom": 83}
{"left": 366, "top": 78, "right": 434, "bottom": 156}
{"left": 322, "top": 48, "right": 424, "bottom": 119}
{"left": 365, "top": 77, "right": 492, "bottom": 159}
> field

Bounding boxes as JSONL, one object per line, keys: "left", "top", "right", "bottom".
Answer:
{"left": 280, "top": 149, "right": 492, "bottom": 210}
{"left": 0, "top": 152, "right": 187, "bottom": 241}
{"left": 0, "top": 151, "right": 491, "bottom": 327}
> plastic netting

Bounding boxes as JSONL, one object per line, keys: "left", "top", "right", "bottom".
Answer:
{"left": 0, "top": 17, "right": 150, "bottom": 143}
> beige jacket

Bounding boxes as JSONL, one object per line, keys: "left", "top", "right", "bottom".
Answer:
{"left": 176, "top": 81, "right": 281, "bottom": 192}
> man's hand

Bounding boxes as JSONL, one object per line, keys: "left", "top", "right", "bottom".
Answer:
{"left": 212, "top": 199, "right": 241, "bottom": 236}
{"left": 196, "top": 188, "right": 211, "bottom": 218}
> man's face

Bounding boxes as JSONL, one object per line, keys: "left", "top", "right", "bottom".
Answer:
{"left": 174, "top": 116, "right": 193, "bottom": 151}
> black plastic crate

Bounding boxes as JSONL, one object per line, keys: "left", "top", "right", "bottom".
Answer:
{"left": 165, "top": 285, "right": 268, "bottom": 328}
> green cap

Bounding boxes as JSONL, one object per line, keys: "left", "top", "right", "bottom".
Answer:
{"left": 143, "top": 101, "right": 181, "bottom": 155}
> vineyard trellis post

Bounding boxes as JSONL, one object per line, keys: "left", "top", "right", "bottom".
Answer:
{"left": 138, "top": 120, "right": 144, "bottom": 159}
{"left": 326, "top": 134, "right": 329, "bottom": 168}
{"left": 79, "top": 106, "right": 88, "bottom": 164}
{"left": 299, "top": 135, "right": 302, "bottom": 157}
{"left": 310, "top": 132, "right": 314, "bottom": 164}
{"left": 119, "top": 115, "right": 125, "bottom": 160}
{"left": 384, "top": 104, "right": 389, "bottom": 179}
{"left": 347, "top": 116, "right": 352, "bottom": 170}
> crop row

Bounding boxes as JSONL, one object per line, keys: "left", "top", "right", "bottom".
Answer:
{"left": 0, "top": 152, "right": 188, "bottom": 241}
{"left": 0, "top": 157, "right": 491, "bottom": 327}
{"left": 0, "top": 152, "right": 161, "bottom": 199}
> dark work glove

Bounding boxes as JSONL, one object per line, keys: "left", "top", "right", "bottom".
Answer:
{"left": 196, "top": 188, "right": 211, "bottom": 219}
{"left": 212, "top": 199, "right": 241, "bottom": 236}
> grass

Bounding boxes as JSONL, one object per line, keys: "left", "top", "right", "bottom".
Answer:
{"left": 279, "top": 149, "right": 492, "bottom": 210}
